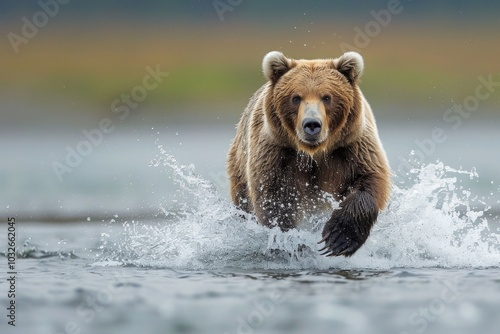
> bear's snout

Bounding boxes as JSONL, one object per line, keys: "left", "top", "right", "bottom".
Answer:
{"left": 302, "top": 118, "right": 322, "bottom": 138}
{"left": 299, "top": 103, "right": 325, "bottom": 146}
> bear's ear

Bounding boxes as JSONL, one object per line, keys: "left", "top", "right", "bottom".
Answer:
{"left": 335, "top": 51, "right": 364, "bottom": 83}
{"left": 262, "top": 51, "right": 291, "bottom": 83}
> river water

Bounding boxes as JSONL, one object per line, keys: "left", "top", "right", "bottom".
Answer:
{"left": 1, "top": 121, "right": 499, "bottom": 334}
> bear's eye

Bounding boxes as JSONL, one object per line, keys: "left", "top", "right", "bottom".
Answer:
{"left": 291, "top": 95, "right": 301, "bottom": 105}
{"left": 322, "top": 95, "right": 332, "bottom": 103}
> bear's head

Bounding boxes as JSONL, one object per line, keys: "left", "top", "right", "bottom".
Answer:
{"left": 262, "top": 51, "right": 365, "bottom": 156}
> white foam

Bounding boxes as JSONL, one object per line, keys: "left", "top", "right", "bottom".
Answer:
{"left": 94, "top": 148, "right": 500, "bottom": 270}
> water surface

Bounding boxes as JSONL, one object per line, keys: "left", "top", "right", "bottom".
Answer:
{"left": 1, "top": 122, "right": 499, "bottom": 334}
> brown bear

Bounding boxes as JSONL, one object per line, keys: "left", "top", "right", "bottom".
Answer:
{"left": 227, "top": 51, "right": 391, "bottom": 257}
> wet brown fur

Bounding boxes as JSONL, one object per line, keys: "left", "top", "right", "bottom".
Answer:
{"left": 227, "top": 51, "right": 391, "bottom": 257}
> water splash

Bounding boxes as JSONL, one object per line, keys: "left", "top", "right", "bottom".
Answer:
{"left": 94, "top": 148, "right": 500, "bottom": 270}
{"left": 0, "top": 237, "right": 78, "bottom": 259}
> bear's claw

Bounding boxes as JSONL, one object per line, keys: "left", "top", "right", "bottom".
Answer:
{"left": 318, "top": 211, "right": 368, "bottom": 257}
{"left": 317, "top": 231, "right": 331, "bottom": 245}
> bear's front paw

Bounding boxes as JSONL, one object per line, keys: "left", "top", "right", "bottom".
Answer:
{"left": 318, "top": 210, "right": 371, "bottom": 257}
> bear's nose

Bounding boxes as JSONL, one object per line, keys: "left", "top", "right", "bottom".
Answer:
{"left": 302, "top": 118, "right": 322, "bottom": 136}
